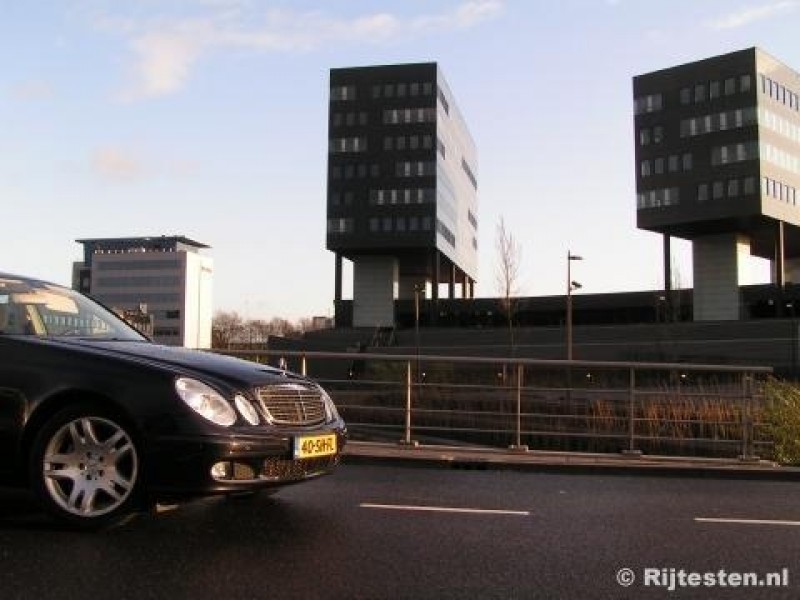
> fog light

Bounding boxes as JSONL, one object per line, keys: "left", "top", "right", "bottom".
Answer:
{"left": 233, "top": 462, "right": 256, "bottom": 480}
{"left": 211, "top": 461, "right": 232, "bottom": 480}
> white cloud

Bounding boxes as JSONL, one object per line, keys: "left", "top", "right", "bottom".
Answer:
{"left": 102, "top": 1, "right": 504, "bottom": 101}
{"left": 708, "top": 0, "right": 799, "bottom": 30}
{"left": 128, "top": 27, "right": 206, "bottom": 99}
{"left": 91, "top": 147, "right": 144, "bottom": 181}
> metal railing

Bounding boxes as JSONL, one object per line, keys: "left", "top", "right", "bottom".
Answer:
{"left": 217, "top": 349, "right": 774, "bottom": 460}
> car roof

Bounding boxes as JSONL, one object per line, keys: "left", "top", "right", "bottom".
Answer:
{"left": 0, "top": 272, "right": 61, "bottom": 288}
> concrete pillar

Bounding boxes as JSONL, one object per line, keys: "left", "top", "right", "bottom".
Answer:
{"left": 352, "top": 256, "right": 397, "bottom": 328}
{"left": 692, "top": 234, "right": 750, "bottom": 321}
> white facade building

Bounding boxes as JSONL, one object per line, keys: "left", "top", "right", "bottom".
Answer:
{"left": 73, "top": 236, "right": 213, "bottom": 348}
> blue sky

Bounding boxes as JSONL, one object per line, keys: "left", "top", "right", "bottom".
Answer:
{"left": 2, "top": 0, "right": 800, "bottom": 320}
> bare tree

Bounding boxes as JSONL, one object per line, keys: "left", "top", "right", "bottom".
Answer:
{"left": 496, "top": 217, "right": 522, "bottom": 356}
{"left": 212, "top": 310, "right": 244, "bottom": 349}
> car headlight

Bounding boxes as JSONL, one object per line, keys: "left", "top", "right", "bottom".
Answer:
{"left": 318, "top": 386, "right": 341, "bottom": 422}
{"left": 175, "top": 377, "right": 236, "bottom": 427}
{"left": 234, "top": 394, "right": 260, "bottom": 425}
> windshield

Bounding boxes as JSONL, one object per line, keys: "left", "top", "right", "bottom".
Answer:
{"left": 0, "top": 277, "right": 147, "bottom": 341}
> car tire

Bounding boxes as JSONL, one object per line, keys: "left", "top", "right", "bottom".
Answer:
{"left": 29, "top": 404, "right": 144, "bottom": 529}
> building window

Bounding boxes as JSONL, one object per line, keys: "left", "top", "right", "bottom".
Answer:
{"left": 728, "top": 179, "right": 740, "bottom": 197}
{"left": 438, "top": 87, "right": 450, "bottom": 115}
{"left": 654, "top": 157, "right": 664, "bottom": 175}
{"left": 682, "top": 153, "right": 692, "bottom": 171}
{"left": 694, "top": 84, "right": 705, "bottom": 103}
{"left": 327, "top": 218, "right": 354, "bottom": 234}
{"left": 436, "top": 219, "right": 456, "bottom": 247}
{"left": 680, "top": 87, "right": 691, "bottom": 105}
{"left": 744, "top": 176, "right": 756, "bottom": 195}
{"left": 369, "top": 218, "right": 379, "bottom": 232}
{"left": 668, "top": 155, "right": 679, "bottom": 173}
{"left": 653, "top": 126, "right": 663, "bottom": 144}
{"left": 640, "top": 160, "right": 651, "bottom": 178}
{"left": 709, "top": 80, "right": 720, "bottom": 99}
{"left": 697, "top": 183, "right": 708, "bottom": 202}
{"left": 329, "top": 136, "right": 367, "bottom": 154}
{"left": 330, "top": 85, "right": 356, "bottom": 101}
{"left": 639, "top": 128, "right": 651, "bottom": 146}
{"left": 724, "top": 77, "right": 736, "bottom": 96}
{"left": 740, "top": 74, "right": 752, "bottom": 92}
{"left": 461, "top": 159, "right": 478, "bottom": 189}
{"left": 712, "top": 181, "right": 724, "bottom": 200}
{"left": 634, "top": 93, "right": 663, "bottom": 115}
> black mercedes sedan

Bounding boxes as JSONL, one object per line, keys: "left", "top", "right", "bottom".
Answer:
{"left": 0, "top": 272, "right": 346, "bottom": 528}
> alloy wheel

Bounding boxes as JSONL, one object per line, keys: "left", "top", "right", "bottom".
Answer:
{"left": 41, "top": 416, "right": 139, "bottom": 518}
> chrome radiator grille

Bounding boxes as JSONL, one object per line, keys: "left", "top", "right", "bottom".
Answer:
{"left": 255, "top": 383, "right": 326, "bottom": 426}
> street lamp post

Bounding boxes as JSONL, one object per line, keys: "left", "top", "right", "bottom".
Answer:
{"left": 414, "top": 282, "right": 426, "bottom": 386}
{"left": 566, "top": 251, "right": 583, "bottom": 361}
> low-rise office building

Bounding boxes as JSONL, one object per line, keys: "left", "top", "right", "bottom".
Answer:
{"left": 73, "top": 236, "right": 213, "bottom": 348}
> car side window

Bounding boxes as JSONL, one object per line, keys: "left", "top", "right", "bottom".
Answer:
{"left": 0, "top": 303, "right": 37, "bottom": 335}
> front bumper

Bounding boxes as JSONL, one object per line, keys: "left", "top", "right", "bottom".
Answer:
{"left": 145, "top": 425, "right": 347, "bottom": 497}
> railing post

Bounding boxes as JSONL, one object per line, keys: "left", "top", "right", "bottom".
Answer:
{"left": 399, "top": 360, "right": 417, "bottom": 446}
{"left": 509, "top": 363, "right": 528, "bottom": 452}
{"left": 623, "top": 367, "right": 641, "bottom": 456}
{"left": 301, "top": 354, "right": 307, "bottom": 377}
{"left": 739, "top": 372, "right": 759, "bottom": 462}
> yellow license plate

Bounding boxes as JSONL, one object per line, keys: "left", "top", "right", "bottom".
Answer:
{"left": 294, "top": 434, "right": 337, "bottom": 459}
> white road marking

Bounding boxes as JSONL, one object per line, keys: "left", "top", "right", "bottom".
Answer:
{"left": 360, "top": 503, "right": 530, "bottom": 516}
{"left": 695, "top": 517, "right": 800, "bottom": 527}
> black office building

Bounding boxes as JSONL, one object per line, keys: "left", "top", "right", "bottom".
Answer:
{"left": 634, "top": 47, "right": 800, "bottom": 320}
{"left": 327, "top": 63, "right": 478, "bottom": 328}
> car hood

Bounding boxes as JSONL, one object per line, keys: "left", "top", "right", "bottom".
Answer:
{"left": 49, "top": 339, "right": 292, "bottom": 386}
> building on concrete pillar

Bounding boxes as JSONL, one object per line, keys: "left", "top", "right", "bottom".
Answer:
{"left": 326, "top": 62, "right": 478, "bottom": 328}
{"left": 633, "top": 47, "right": 800, "bottom": 320}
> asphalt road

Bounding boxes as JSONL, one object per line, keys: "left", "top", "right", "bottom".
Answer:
{"left": 1, "top": 464, "right": 800, "bottom": 599}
